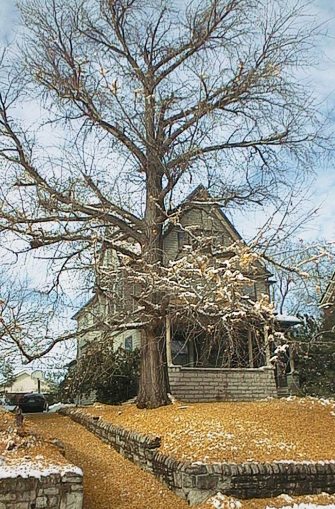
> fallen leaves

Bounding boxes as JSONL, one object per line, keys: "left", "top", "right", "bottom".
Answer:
{"left": 27, "top": 409, "right": 335, "bottom": 509}
{"left": 0, "top": 409, "right": 65, "bottom": 466}
{"left": 81, "top": 397, "right": 335, "bottom": 463}
{"left": 28, "top": 413, "right": 190, "bottom": 509}
{"left": 199, "top": 492, "right": 335, "bottom": 509}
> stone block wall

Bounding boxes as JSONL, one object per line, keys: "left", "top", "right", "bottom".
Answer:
{"left": 168, "top": 366, "right": 277, "bottom": 402}
{"left": 0, "top": 466, "right": 83, "bottom": 509}
{"left": 152, "top": 454, "right": 335, "bottom": 505}
{"left": 62, "top": 408, "right": 335, "bottom": 506}
{"left": 60, "top": 409, "right": 160, "bottom": 472}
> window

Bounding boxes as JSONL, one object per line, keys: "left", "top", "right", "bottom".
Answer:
{"left": 177, "top": 231, "right": 190, "bottom": 249}
{"left": 171, "top": 339, "right": 189, "bottom": 366}
{"left": 124, "top": 336, "right": 133, "bottom": 351}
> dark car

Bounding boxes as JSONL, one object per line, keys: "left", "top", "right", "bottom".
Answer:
{"left": 18, "top": 393, "right": 48, "bottom": 413}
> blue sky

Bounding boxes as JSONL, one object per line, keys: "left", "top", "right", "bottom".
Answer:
{"left": 0, "top": 0, "right": 335, "bottom": 243}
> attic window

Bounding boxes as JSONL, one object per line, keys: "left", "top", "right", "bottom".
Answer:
{"left": 177, "top": 231, "right": 190, "bottom": 249}
{"left": 124, "top": 336, "right": 133, "bottom": 351}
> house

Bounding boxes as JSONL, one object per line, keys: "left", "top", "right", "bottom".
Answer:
{"left": 320, "top": 270, "right": 335, "bottom": 327}
{"left": 73, "top": 185, "right": 283, "bottom": 402}
{"left": 0, "top": 370, "right": 51, "bottom": 404}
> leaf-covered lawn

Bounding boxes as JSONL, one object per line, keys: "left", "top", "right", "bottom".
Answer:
{"left": 0, "top": 408, "right": 65, "bottom": 466}
{"left": 27, "top": 410, "right": 335, "bottom": 509}
{"left": 81, "top": 397, "right": 335, "bottom": 463}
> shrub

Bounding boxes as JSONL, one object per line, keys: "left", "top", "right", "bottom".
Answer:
{"left": 61, "top": 340, "right": 140, "bottom": 404}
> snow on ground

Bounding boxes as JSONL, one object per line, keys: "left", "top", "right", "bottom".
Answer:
{"left": 48, "top": 403, "right": 76, "bottom": 413}
{"left": 3, "top": 404, "right": 16, "bottom": 412}
{"left": 266, "top": 506, "right": 335, "bottom": 509}
{"left": 0, "top": 459, "right": 82, "bottom": 479}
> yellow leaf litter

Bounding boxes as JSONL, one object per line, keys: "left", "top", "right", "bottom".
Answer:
{"left": 0, "top": 408, "right": 66, "bottom": 466}
{"left": 81, "top": 397, "right": 335, "bottom": 463}
{"left": 27, "top": 406, "right": 335, "bottom": 509}
{"left": 28, "top": 413, "right": 189, "bottom": 509}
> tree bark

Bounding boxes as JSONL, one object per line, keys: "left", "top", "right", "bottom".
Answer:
{"left": 136, "top": 181, "right": 171, "bottom": 408}
{"left": 137, "top": 325, "right": 170, "bottom": 408}
{"left": 135, "top": 86, "right": 171, "bottom": 407}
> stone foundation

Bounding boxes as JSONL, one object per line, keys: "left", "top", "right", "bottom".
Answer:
{"left": 61, "top": 408, "right": 335, "bottom": 506}
{"left": 0, "top": 464, "right": 83, "bottom": 509}
{"left": 168, "top": 366, "right": 277, "bottom": 402}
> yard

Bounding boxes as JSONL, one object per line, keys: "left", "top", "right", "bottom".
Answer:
{"left": 0, "top": 407, "right": 66, "bottom": 466}
{"left": 79, "top": 397, "right": 335, "bottom": 464}
{"left": 0, "top": 401, "right": 335, "bottom": 508}
{"left": 28, "top": 412, "right": 335, "bottom": 509}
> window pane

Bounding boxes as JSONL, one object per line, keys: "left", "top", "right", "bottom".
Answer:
{"left": 124, "top": 336, "right": 133, "bottom": 351}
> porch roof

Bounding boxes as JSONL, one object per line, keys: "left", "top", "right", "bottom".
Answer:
{"left": 274, "top": 314, "right": 303, "bottom": 327}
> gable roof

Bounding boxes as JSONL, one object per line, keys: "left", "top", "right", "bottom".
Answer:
{"left": 0, "top": 369, "right": 48, "bottom": 387}
{"left": 72, "top": 295, "right": 97, "bottom": 320}
{"left": 164, "top": 184, "right": 242, "bottom": 242}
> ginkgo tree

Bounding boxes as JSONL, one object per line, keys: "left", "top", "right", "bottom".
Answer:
{"left": 0, "top": 0, "right": 328, "bottom": 407}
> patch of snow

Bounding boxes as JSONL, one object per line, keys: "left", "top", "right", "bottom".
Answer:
{"left": 206, "top": 493, "right": 242, "bottom": 509}
{"left": 0, "top": 459, "right": 82, "bottom": 479}
{"left": 167, "top": 393, "right": 177, "bottom": 404}
{"left": 206, "top": 493, "right": 335, "bottom": 509}
{"left": 278, "top": 494, "right": 294, "bottom": 503}
{"left": 3, "top": 405, "right": 16, "bottom": 412}
{"left": 274, "top": 344, "right": 289, "bottom": 354}
{"left": 48, "top": 403, "right": 76, "bottom": 413}
{"left": 266, "top": 505, "right": 335, "bottom": 509}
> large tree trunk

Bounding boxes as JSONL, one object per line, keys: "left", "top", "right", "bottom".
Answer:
{"left": 136, "top": 188, "right": 171, "bottom": 408}
{"left": 136, "top": 132, "right": 171, "bottom": 406}
{"left": 137, "top": 324, "right": 170, "bottom": 408}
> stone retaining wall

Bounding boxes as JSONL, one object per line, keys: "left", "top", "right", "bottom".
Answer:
{"left": 61, "top": 408, "right": 335, "bottom": 506}
{"left": 0, "top": 465, "right": 83, "bottom": 509}
{"left": 168, "top": 366, "right": 277, "bottom": 402}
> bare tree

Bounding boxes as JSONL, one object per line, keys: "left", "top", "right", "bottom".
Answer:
{"left": 0, "top": 269, "right": 77, "bottom": 366}
{"left": 0, "top": 0, "right": 328, "bottom": 407}
{"left": 268, "top": 240, "right": 334, "bottom": 315}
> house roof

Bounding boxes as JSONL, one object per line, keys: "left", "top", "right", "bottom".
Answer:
{"left": 0, "top": 369, "right": 48, "bottom": 387}
{"left": 72, "top": 295, "right": 97, "bottom": 320}
{"left": 164, "top": 184, "right": 243, "bottom": 242}
{"left": 73, "top": 185, "right": 271, "bottom": 320}
{"left": 1, "top": 369, "right": 45, "bottom": 380}
{"left": 274, "top": 314, "right": 303, "bottom": 327}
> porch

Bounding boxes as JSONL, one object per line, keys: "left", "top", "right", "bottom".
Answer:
{"left": 165, "top": 318, "right": 279, "bottom": 402}
{"left": 168, "top": 365, "right": 277, "bottom": 402}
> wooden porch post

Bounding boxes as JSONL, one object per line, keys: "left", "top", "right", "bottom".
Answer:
{"left": 248, "top": 329, "right": 254, "bottom": 368}
{"left": 189, "top": 339, "right": 195, "bottom": 367}
{"left": 166, "top": 315, "right": 173, "bottom": 367}
{"left": 264, "top": 325, "right": 271, "bottom": 366}
{"left": 289, "top": 346, "right": 295, "bottom": 373}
